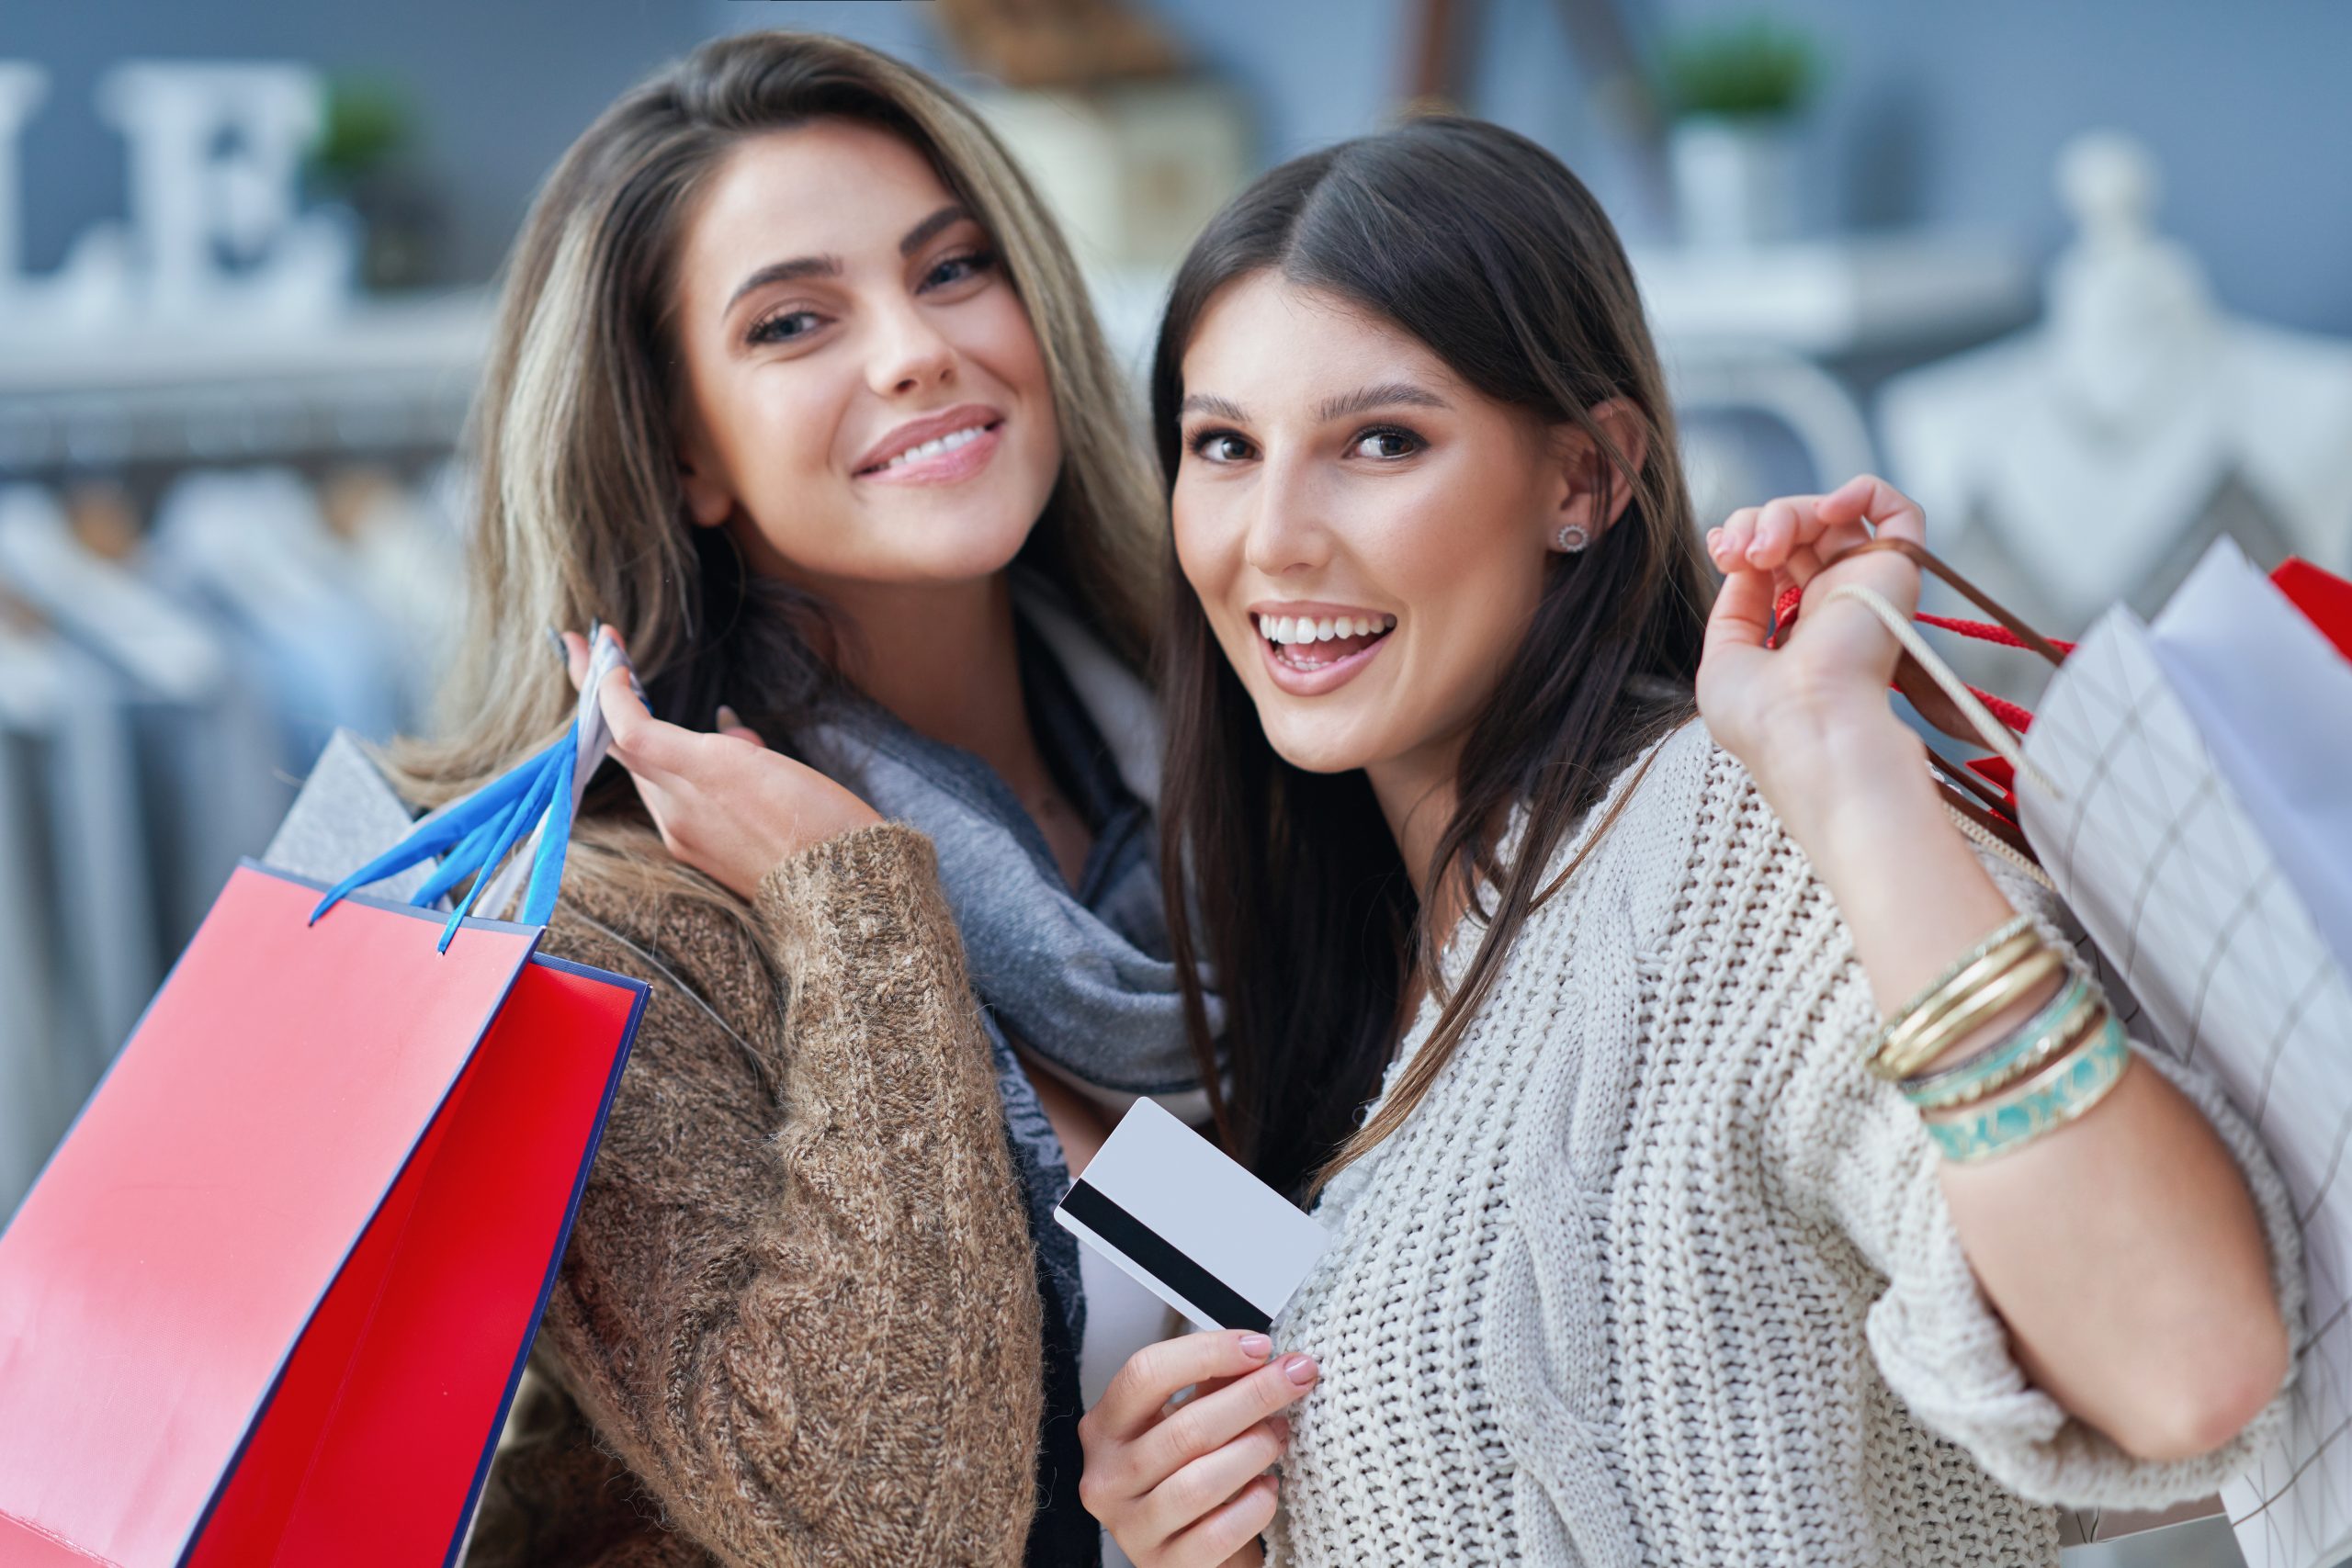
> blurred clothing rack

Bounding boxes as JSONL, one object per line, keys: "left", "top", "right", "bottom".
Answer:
{"left": 0, "top": 292, "right": 486, "bottom": 1224}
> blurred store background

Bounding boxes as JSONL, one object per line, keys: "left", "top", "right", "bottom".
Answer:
{"left": 0, "top": 6, "right": 2346, "bottom": 1558}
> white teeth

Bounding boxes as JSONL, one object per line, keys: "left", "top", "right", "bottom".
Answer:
{"left": 876, "top": 423, "right": 987, "bottom": 470}
{"left": 1258, "top": 611, "right": 1397, "bottom": 646}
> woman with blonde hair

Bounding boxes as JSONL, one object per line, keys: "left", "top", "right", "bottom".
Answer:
{"left": 400, "top": 28, "right": 1193, "bottom": 1567}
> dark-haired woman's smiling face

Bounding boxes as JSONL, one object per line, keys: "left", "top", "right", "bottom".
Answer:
{"left": 1172, "top": 272, "right": 1561, "bottom": 784}
{"left": 670, "top": 119, "right": 1062, "bottom": 596}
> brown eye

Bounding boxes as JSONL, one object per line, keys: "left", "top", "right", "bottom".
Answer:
{"left": 1188, "top": 430, "right": 1253, "bottom": 463}
{"left": 1351, "top": 426, "right": 1422, "bottom": 459}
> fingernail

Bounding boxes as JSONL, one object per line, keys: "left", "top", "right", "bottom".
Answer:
{"left": 1239, "top": 1333, "right": 1272, "bottom": 1359}
{"left": 1270, "top": 1415, "right": 1293, "bottom": 1442}
{"left": 544, "top": 626, "right": 567, "bottom": 665}
{"left": 1283, "top": 1354, "right": 1318, "bottom": 1385}
{"left": 717, "top": 704, "right": 742, "bottom": 729}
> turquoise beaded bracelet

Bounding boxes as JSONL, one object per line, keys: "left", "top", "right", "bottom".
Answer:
{"left": 1922, "top": 1011, "right": 2132, "bottom": 1164}
{"left": 1901, "top": 969, "right": 2097, "bottom": 1111}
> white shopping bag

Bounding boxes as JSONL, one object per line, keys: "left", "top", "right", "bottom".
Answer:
{"left": 2017, "top": 541, "right": 2352, "bottom": 1568}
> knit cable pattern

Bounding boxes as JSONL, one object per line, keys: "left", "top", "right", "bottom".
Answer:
{"left": 1264, "top": 723, "right": 2302, "bottom": 1567}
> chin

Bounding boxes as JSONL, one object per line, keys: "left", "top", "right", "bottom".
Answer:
{"left": 887, "top": 498, "right": 1044, "bottom": 581}
{"left": 885, "top": 472, "right": 1056, "bottom": 570}
{"left": 1257, "top": 709, "right": 1385, "bottom": 777}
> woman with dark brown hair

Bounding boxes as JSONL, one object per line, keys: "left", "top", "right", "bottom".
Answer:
{"left": 401, "top": 28, "right": 1197, "bottom": 1568}
{"left": 1077, "top": 116, "right": 2301, "bottom": 1567}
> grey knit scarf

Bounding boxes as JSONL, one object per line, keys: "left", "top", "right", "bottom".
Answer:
{"left": 795, "top": 578, "right": 1218, "bottom": 1118}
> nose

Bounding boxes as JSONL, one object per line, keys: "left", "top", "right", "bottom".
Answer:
{"left": 865, "top": 294, "right": 957, "bottom": 398}
{"left": 1242, "top": 449, "right": 1333, "bottom": 579}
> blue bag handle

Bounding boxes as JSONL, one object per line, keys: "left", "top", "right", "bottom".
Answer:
{"left": 308, "top": 626, "right": 629, "bottom": 950}
{"left": 306, "top": 727, "right": 572, "bottom": 950}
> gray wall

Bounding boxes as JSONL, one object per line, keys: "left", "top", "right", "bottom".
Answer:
{"left": 5, "top": 0, "right": 2348, "bottom": 333}
{"left": 2, "top": 0, "right": 707, "bottom": 283}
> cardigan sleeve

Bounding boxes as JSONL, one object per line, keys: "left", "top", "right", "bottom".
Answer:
{"left": 529, "top": 821, "right": 1042, "bottom": 1567}
{"left": 1765, "top": 813, "right": 2307, "bottom": 1510}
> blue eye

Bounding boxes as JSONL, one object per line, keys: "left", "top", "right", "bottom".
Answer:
{"left": 922, "top": 249, "right": 998, "bottom": 290}
{"left": 748, "top": 309, "right": 820, "bottom": 345}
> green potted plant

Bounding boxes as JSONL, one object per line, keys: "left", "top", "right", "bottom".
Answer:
{"left": 1655, "top": 14, "right": 1818, "bottom": 248}
{"left": 306, "top": 73, "right": 440, "bottom": 291}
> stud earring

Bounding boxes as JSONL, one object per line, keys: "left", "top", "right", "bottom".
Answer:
{"left": 1555, "top": 523, "right": 1590, "bottom": 553}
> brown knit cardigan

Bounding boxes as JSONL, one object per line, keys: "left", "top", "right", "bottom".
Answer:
{"left": 459, "top": 822, "right": 1044, "bottom": 1567}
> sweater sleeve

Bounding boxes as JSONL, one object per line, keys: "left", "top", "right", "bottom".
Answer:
{"left": 1766, "top": 808, "right": 2307, "bottom": 1510}
{"left": 531, "top": 822, "right": 1042, "bottom": 1567}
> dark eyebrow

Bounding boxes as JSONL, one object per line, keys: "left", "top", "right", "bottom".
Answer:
{"left": 723, "top": 204, "right": 977, "bottom": 317}
{"left": 898, "top": 203, "right": 970, "bottom": 258}
{"left": 1178, "top": 392, "right": 1249, "bottom": 421}
{"left": 725, "top": 254, "right": 840, "bottom": 316}
{"left": 1316, "top": 381, "right": 1450, "bottom": 421}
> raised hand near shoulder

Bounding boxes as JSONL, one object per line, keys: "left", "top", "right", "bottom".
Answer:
{"left": 1694, "top": 473, "right": 1939, "bottom": 852}
{"left": 560, "top": 628, "right": 880, "bottom": 900}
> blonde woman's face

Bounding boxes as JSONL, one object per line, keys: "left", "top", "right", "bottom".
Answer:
{"left": 670, "top": 120, "right": 1063, "bottom": 595}
{"left": 1171, "top": 273, "right": 1559, "bottom": 779}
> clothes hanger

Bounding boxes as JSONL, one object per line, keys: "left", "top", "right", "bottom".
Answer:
{"left": 0, "top": 483, "right": 225, "bottom": 704}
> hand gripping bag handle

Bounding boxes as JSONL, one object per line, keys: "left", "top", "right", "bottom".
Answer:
{"left": 1768, "top": 536, "right": 2072, "bottom": 871}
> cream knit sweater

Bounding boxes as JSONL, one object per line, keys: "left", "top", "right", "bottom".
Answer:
{"left": 1266, "top": 720, "right": 2304, "bottom": 1567}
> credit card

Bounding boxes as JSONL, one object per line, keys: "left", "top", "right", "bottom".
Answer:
{"left": 1053, "top": 1099, "right": 1330, "bottom": 1334}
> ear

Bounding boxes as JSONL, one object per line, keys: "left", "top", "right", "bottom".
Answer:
{"left": 676, "top": 417, "right": 736, "bottom": 531}
{"left": 1544, "top": 397, "right": 1650, "bottom": 547}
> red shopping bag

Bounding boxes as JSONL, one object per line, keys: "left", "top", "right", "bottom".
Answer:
{"left": 0, "top": 634, "right": 645, "bottom": 1567}
{"left": 2273, "top": 557, "right": 2352, "bottom": 663}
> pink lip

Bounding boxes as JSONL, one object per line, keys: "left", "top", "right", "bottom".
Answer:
{"left": 1256, "top": 623, "right": 1393, "bottom": 696}
{"left": 854, "top": 402, "right": 1005, "bottom": 473}
{"left": 855, "top": 420, "right": 1004, "bottom": 486}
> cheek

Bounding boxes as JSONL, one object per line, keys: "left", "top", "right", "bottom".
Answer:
{"left": 697, "top": 358, "right": 868, "bottom": 573}
{"left": 1170, "top": 479, "right": 1244, "bottom": 595}
{"left": 719, "top": 359, "right": 850, "bottom": 489}
{"left": 967, "top": 291, "right": 1051, "bottom": 404}
{"left": 1362, "top": 475, "right": 1546, "bottom": 730}
{"left": 964, "top": 291, "right": 1063, "bottom": 481}
{"left": 1170, "top": 482, "right": 1259, "bottom": 656}
{"left": 1397, "top": 549, "right": 1542, "bottom": 721}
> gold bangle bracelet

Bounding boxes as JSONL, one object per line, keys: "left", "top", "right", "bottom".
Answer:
{"left": 1868, "top": 928, "right": 2045, "bottom": 1076}
{"left": 1875, "top": 931, "right": 2046, "bottom": 1074}
{"left": 1867, "top": 914, "right": 2033, "bottom": 1058}
{"left": 1873, "top": 944, "right": 2066, "bottom": 1081}
{"left": 1868, "top": 927, "right": 2043, "bottom": 1072}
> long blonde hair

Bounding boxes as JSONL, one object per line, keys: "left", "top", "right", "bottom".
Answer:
{"left": 389, "top": 30, "right": 1162, "bottom": 926}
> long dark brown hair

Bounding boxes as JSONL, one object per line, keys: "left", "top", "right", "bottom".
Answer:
{"left": 1153, "top": 116, "right": 1715, "bottom": 1199}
